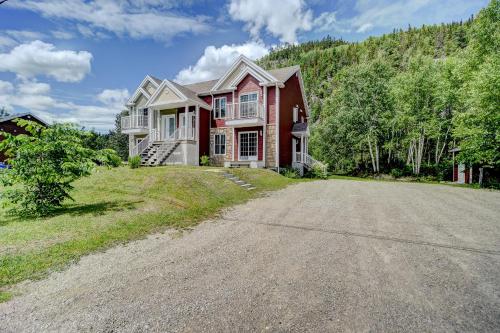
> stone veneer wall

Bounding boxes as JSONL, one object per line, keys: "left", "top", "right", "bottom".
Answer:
{"left": 209, "top": 127, "right": 233, "bottom": 166}
{"left": 265, "top": 124, "right": 276, "bottom": 168}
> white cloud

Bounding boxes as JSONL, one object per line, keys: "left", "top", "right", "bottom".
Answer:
{"left": 9, "top": 0, "right": 210, "bottom": 42}
{"left": 175, "top": 42, "right": 269, "bottom": 84}
{"left": 313, "top": 12, "right": 350, "bottom": 33}
{"left": 0, "top": 80, "right": 14, "bottom": 94}
{"left": 0, "top": 81, "right": 127, "bottom": 131}
{"left": 228, "top": 0, "right": 313, "bottom": 43}
{"left": 0, "top": 40, "right": 92, "bottom": 82}
{"left": 4, "top": 30, "right": 46, "bottom": 41}
{"left": 17, "top": 80, "right": 51, "bottom": 95}
{"left": 51, "top": 30, "right": 74, "bottom": 40}
{"left": 97, "top": 89, "right": 130, "bottom": 109}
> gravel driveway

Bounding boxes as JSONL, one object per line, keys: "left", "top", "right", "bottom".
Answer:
{"left": 1, "top": 180, "right": 500, "bottom": 332}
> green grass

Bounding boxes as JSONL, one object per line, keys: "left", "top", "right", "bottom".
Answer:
{"left": 0, "top": 166, "right": 294, "bottom": 300}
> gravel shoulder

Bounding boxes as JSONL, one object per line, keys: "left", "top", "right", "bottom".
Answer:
{"left": 1, "top": 180, "right": 500, "bottom": 332}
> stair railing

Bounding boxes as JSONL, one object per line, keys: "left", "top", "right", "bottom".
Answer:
{"left": 130, "top": 134, "right": 150, "bottom": 157}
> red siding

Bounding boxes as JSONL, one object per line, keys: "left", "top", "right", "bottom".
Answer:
{"left": 234, "top": 126, "right": 263, "bottom": 161}
{"left": 235, "top": 74, "right": 263, "bottom": 102}
{"left": 0, "top": 115, "right": 46, "bottom": 162}
{"left": 279, "top": 73, "right": 307, "bottom": 166}
{"left": 209, "top": 92, "right": 232, "bottom": 128}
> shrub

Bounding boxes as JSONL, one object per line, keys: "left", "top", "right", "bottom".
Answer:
{"left": 97, "top": 149, "right": 122, "bottom": 167}
{"left": 280, "top": 167, "right": 300, "bottom": 179}
{"left": 311, "top": 164, "right": 328, "bottom": 179}
{"left": 200, "top": 155, "right": 210, "bottom": 166}
{"left": 390, "top": 168, "right": 403, "bottom": 178}
{"left": 0, "top": 120, "right": 104, "bottom": 217}
{"left": 128, "top": 155, "right": 141, "bottom": 169}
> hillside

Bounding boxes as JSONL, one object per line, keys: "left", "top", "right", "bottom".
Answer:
{"left": 257, "top": 0, "right": 499, "bottom": 186}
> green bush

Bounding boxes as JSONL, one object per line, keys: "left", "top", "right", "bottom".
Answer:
{"left": 0, "top": 120, "right": 105, "bottom": 217}
{"left": 97, "top": 149, "right": 122, "bottom": 167}
{"left": 280, "top": 167, "right": 300, "bottom": 179}
{"left": 311, "top": 164, "right": 328, "bottom": 179}
{"left": 390, "top": 168, "right": 403, "bottom": 178}
{"left": 200, "top": 155, "right": 210, "bottom": 166}
{"left": 128, "top": 155, "right": 141, "bottom": 169}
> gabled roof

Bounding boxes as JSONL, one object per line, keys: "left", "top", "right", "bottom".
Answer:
{"left": 211, "top": 55, "right": 279, "bottom": 91}
{"left": 268, "top": 65, "right": 300, "bottom": 82}
{"left": 183, "top": 79, "right": 218, "bottom": 94}
{"left": 0, "top": 112, "right": 48, "bottom": 126}
{"left": 146, "top": 79, "right": 211, "bottom": 110}
{"left": 127, "top": 75, "right": 160, "bottom": 105}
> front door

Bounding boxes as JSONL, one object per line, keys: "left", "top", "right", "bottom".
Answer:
{"left": 239, "top": 131, "right": 258, "bottom": 161}
{"left": 161, "top": 115, "right": 176, "bottom": 140}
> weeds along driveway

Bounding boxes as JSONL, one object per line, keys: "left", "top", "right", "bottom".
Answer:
{"left": 1, "top": 179, "right": 500, "bottom": 332}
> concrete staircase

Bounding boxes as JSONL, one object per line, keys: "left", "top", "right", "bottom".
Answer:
{"left": 222, "top": 171, "right": 256, "bottom": 191}
{"left": 140, "top": 141, "right": 180, "bottom": 166}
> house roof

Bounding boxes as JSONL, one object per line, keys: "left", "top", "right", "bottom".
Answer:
{"left": 0, "top": 112, "right": 48, "bottom": 126}
{"left": 168, "top": 80, "right": 210, "bottom": 107}
{"left": 177, "top": 65, "right": 300, "bottom": 95}
{"left": 182, "top": 79, "right": 218, "bottom": 94}
{"left": 268, "top": 65, "right": 300, "bottom": 82}
{"left": 149, "top": 76, "right": 163, "bottom": 85}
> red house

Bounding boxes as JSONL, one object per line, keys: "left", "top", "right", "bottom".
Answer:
{"left": 122, "top": 55, "right": 324, "bottom": 172}
{"left": 0, "top": 113, "right": 48, "bottom": 163}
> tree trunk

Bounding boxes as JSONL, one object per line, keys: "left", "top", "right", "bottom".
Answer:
{"left": 375, "top": 143, "right": 380, "bottom": 173}
{"left": 479, "top": 167, "right": 484, "bottom": 187}
{"left": 367, "top": 136, "right": 377, "bottom": 174}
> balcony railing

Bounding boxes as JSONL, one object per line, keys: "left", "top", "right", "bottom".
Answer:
{"left": 121, "top": 114, "right": 148, "bottom": 130}
{"left": 219, "top": 102, "right": 264, "bottom": 121}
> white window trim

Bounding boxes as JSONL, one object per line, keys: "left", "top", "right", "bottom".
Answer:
{"left": 213, "top": 96, "right": 227, "bottom": 119}
{"left": 239, "top": 91, "right": 259, "bottom": 104}
{"left": 214, "top": 133, "right": 226, "bottom": 156}
{"left": 238, "top": 130, "right": 258, "bottom": 161}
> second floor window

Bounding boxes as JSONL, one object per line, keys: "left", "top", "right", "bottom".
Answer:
{"left": 239, "top": 92, "right": 258, "bottom": 118}
{"left": 214, "top": 97, "right": 226, "bottom": 119}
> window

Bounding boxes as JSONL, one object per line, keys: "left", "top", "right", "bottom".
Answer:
{"left": 239, "top": 92, "right": 258, "bottom": 118}
{"left": 214, "top": 97, "right": 226, "bottom": 119}
{"left": 214, "top": 133, "right": 226, "bottom": 155}
{"left": 293, "top": 107, "right": 298, "bottom": 123}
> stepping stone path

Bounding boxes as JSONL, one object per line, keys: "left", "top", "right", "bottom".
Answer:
{"left": 222, "top": 171, "right": 256, "bottom": 191}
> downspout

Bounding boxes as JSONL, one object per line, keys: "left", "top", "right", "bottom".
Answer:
{"left": 275, "top": 83, "right": 280, "bottom": 172}
{"left": 263, "top": 85, "right": 267, "bottom": 167}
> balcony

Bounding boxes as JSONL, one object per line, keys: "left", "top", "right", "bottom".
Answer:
{"left": 121, "top": 114, "right": 148, "bottom": 133}
{"left": 223, "top": 102, "right": 264, "bottom": 127}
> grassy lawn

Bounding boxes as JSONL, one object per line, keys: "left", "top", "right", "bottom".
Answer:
{"left": 0, "top": 166, "right": 296, "bottom": 301}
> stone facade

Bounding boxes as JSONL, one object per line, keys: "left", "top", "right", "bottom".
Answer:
{"left": 209, "top": 127, "right": 233, "bottom": 166}
{"left": 265, "top": 124, "right": 276, "bottom": 167}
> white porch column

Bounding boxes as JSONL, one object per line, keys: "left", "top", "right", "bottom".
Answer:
{"left": 195, "top": 104, "right": 200, "bottom": 165}
{"left": 184, "top": 105, "right": 189, "bottom": 139}
{"left": 156, "top": 110, "right": 160, "bottom": 141}
{"left": 232, "top": 128, "right": 235, "bottom": 161}
{"left": 301, "top": 136, "right": 304, "bottom": 162}
{"left": 292, "top": 138, "right": 296, "bottom": 162}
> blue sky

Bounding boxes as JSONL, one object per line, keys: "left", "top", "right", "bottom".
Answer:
{"left": 0, "top": 0, "right": 489, "bottom": 131}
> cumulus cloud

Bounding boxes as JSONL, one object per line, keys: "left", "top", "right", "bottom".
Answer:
{"left": 0, "top": 81, "right": 128, "bottom": 131}
{"left": 228, "top": 0, "right": 312, "bottom": 44}
{"left": 17, "top": 80, "right": 51, "bottom": 95}
{"left": 9, "top": 0, "right": 210, "bottom": 42}
{"left": 175, "top": 42, "right": 269, "bottom": 84}
{"left": 97, "top": 89, "right": 130, "bottom": 109}
{"left": 0, "top": 40, "right": 92, "bottom": 82}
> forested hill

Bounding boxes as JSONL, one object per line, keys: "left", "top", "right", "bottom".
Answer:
{"left": 258, "top": 21, "right": 472, "bottom": 121}
{"left": 257, "top": 0, "right": 499, "bottom": 186}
